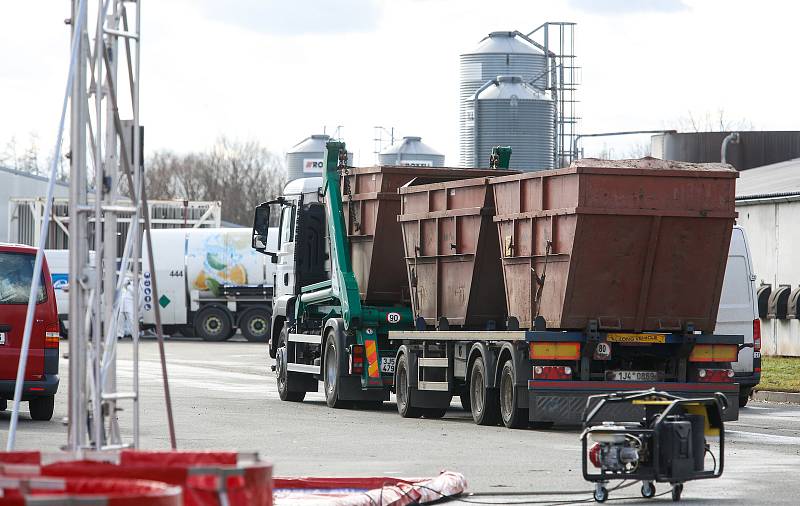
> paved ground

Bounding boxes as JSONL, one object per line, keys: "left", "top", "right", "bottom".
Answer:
{"left": 3, "top": 337, "right": 800, "bottom": 504}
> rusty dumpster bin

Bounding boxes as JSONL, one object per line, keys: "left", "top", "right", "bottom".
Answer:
{"left": 490, "top": 158, "right": 738, "bottom": 332}
{"left": 398, "top": 177, "right": 506, "bottom": 328}
{"left": 341, "top": 166, "right": 513, "bottom": 305}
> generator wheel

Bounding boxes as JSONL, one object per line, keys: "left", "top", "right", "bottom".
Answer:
{"left": 500, "top": 360, "right": 526, "bottom": 428}
{"left": 240, "top": 308, "right": 271, "bottom": 342}
{"left": 276, "top": 326, "right": 305, "bottom": 402}
{"left": 593, "top": 486, "right": 608, "bottom": 503}
{"left": 396, "top": 354, "right": 423, "bottom": 418}
{"left": 195, "top": 306, "right": 233, "bottom": 341}
{"left": 641, "top": 481, "right": 655, "bottom": 498}
{"left": 469, "top": 356, "right": 500, "bottom": 426}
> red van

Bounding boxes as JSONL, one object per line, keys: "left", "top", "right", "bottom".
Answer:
{"left": 0, "top": 244, "right": 60, "bottom": 421}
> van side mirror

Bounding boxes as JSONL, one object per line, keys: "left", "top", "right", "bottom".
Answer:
{"left": 252, "top": 201, "right": 276, "bottom": 259}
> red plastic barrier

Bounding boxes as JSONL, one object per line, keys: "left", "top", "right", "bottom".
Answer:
{"left": 0, "top": 476, "right": 181, "bottom": 506}
{"left": 0, "top": 450, "right": 272, "bottom": 506}
{"left": 0, "top": 452, "right": 39, "bottom": 465}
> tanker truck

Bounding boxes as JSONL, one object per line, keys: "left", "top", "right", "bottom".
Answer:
{"left": 143, "top": 227, "right": 277, "bottom": 341}
{"left": 251, "top": 142, "right": 743, "bottom": 426}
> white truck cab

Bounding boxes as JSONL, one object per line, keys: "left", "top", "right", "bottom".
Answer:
{"left": 258, "top": 177, "right": 330, "bottom": 357}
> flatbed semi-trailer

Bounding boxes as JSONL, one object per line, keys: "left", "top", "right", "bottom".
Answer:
{"left": 251, "top": 142, "right": 742, "bottom": 427}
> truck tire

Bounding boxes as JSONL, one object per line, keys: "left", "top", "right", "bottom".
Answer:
{"left": 470, "top": 356, "right": 500, "bottom": 426}
{"left": 499, "top": 360, "right": 526, "bottom": 428}
{"left": 395, "top": 353, "right": 423, "bottom": 418}
{"left": 240, "top": 308, "right": 271, "bottom": 342}
{"left": 323, "top": 332, "right": 347, "bottom": 408}
{"left": 276, "top": 327, "right": 305, "bottom": 402}
{"left": 195, "top": 306, "right": 233, "bottom": 341}
{"left": 29, "top": 396, "right": 55, "bottom": 421}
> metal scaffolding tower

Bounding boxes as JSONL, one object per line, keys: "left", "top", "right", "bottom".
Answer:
{"left": 65, "top": 0, "right": 175, "bottom": 451}
{"left": 526, "top": 22, "right": 580, "bottom": 167}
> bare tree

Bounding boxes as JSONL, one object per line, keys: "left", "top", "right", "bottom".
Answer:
{"left": 145, "top": 137, "right": 286, "bottom": 226}
{"left": 673, "top": 109, "right": 754, "bottom": 133}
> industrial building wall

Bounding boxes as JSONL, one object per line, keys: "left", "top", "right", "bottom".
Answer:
{"left": 736, "top": 198, "right": 800, "bottom": 356}
{"left": 0, "top": 167, "right": 70, "bottom": 242}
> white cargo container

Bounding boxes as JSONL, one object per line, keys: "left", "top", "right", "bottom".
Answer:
{"left": 143, "top": 227, "right": 277, "bottom": 341}
{"left": 44, "top": 249, "right": 95, "bottom": 335}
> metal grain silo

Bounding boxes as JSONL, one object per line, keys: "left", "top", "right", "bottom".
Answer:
{"left": 286, "top": 134, "right": 355, "bottom": 181}
{"left": 463, "top": 75, "right": 555, "bottom": 170}
{"left": 459, "top": 31, "right": 547, "bottom": 166}
{"left": 378, "top": 136, "right": 445, "bottom": 167}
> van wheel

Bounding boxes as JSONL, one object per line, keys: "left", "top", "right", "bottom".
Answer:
{"left": 240, "top": 308, "right": 271, "bottom": 342}
{"left": 29, "top": 396, "right": 55, "bottom": 421}
{"left": 739, "top": 387, "right": 753, "bottom": 408}
{"left": 195, "top": 306, "right": 233, "bottom": 341}
{"left": 470, "top": 356, "right": 500, "bottom": 426}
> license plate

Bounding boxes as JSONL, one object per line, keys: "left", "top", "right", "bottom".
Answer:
{"left": 380, "top": 357, "right": 395, "bottom": 374}
{"left": 606, "top": 333, "right": 666, "bottom": 344}
{"left": 607, "top": 370, "right": 659, "bottom": 382}
{"left": 0, "top": 332, "right": 5, "bottom": 345}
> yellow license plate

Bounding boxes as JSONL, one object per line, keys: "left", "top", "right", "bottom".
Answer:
{"left": 606, "top": 333, "right": 666, "bottom": 344}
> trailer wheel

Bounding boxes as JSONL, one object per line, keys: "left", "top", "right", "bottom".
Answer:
{"left": 469, "top": 356, "right": 500, "bottom": 426}
{"left": 195, "top": 306, "right": 233, "bottom": 341}
{"left": 276, "top": 327, "right": 305, "bottom": 402}
{"left": 323, "top": 333, "right": 347, "bottom": 408}
{"left": 499, "top": 360, "right": 526, "bottom": 428}
{"left": 395, "top": 354, "right": 423, "bottom": 418}
{"left": 240, "top": 308, "right": 271, "bottom": 342}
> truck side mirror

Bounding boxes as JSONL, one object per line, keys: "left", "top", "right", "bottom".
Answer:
{"left": 252, "top": 202, "right": 275, "bottom": 259}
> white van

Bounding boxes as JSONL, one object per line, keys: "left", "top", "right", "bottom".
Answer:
{"left": 715, "top": 226, "right": 760, "bottom": 407}
{"left": 44, "top": 249, "right": 96, "bottom": 335}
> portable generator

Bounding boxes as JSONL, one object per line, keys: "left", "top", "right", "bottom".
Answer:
{"left": 580, "top": 389, "right": 726, "bottom": 502}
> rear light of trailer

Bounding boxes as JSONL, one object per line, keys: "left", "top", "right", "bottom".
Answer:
{"left": 45, "top": 323, "right": 61, "bottom": 348}
{"left": 696, "top": 368, "right": 735, "bottom": 383}
{"left": 533, "top": 365, "right": 572, "bottom": 380}
{"left": 689, "top": 344, "right": 737, "bottom": 363}
{"left": 349, "top": 344, "right": 364, "bottom": 375}
{"left": 529, "top": 342, "right": 580, "bottom": 360}
{"left": 753, "top": 319, "right": 761, "bottom": 352}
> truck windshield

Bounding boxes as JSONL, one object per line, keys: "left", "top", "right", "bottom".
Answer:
{"left": 0, "top": 252, "right": 45, "bottom": 304}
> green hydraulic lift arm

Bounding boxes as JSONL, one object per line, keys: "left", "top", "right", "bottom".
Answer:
{"left": 319, "top": 141, "right": 363, "bottom": 329}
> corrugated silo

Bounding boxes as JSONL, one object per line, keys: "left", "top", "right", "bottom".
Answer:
{"left": 286, "top": 134, "right": 354, "bottom": 181}
{"left": 378, "top": 136, "right": 445, "bottom": 167}
{"left": 463, "top": 75, "right": 554, "bottom": 170}
{"left": 459, "top": 31, "right": 547, "bottom": 167}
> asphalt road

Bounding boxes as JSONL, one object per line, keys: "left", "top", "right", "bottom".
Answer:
{"left": 3, "top": 337, "right": 800, "bottom": 504}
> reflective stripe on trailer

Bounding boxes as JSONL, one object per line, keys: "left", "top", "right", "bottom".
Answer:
{"left": 364, "top": 339, "right": 381, "bottom": 385}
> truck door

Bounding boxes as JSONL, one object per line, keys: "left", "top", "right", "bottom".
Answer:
{"left": 275, "top": 201, "right": 297, "bottom": 300}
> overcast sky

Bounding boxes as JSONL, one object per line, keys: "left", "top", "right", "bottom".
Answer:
{"left": 1, "top": 0, "right": 798, "bottom": 167}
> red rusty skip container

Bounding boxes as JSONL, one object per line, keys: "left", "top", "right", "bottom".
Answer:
{"left": 341, "top": 166, "right": 513, "bottom": 305}
{"left": 490, "top": 158, "right": 738, "bottom": 332}
{"left": 398, "top": 177, "right": 506, "bottom": 328}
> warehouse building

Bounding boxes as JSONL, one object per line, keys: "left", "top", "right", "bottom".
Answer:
{"left": 0, "top": 165, "right": 70, "bottom": 241}
{"left": 735, "top": 157, "right": 800, "bottom": 356}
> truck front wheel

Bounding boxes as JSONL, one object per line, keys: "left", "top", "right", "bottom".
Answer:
{"left": 470, "top": 356, "right": 500, "bottom": 426}
{"left": 276, "top": 327, "right": 305, "bottom": 402}
{"left": 240, "top": 308, "right": 271, "bottom": 342}
{"left": 195, "top": 306, "right": 233, "bottom": 341}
